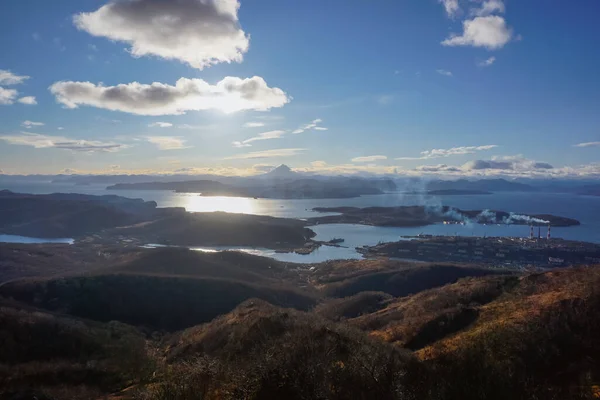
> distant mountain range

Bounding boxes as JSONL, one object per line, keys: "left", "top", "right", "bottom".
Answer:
{"left": 2, "top": 165, "right": 599, "bottom": 197}
{"left": 107, "top": 169, "right": 398, "bottom": 199}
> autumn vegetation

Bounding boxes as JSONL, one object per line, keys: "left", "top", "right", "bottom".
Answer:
{"left": 1, "top": 246, "right": 600, "bottom": 399}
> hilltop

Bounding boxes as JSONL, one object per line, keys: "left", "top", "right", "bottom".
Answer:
{"left": 1, "top": 243, "right": 600, "bottom": 399}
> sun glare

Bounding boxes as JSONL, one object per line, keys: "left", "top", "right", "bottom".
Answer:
{"left": 184, "top": 195, "right": 256, "bottom": 214}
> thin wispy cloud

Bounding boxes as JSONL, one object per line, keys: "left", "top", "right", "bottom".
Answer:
{"left": 396, "top": 145, "right": 498, "bottom": 160}
{"left": 50, "top": 76, "right": 290, "bottom": 115}
{"left": 439, "top": 0, "right": 460, "bottom": 18}
{"left": 233, "top": 130, "right": 287, "bottom": 148}
{"left": 436, "top": 69, "right": 453, "bottom": 77}
{"left": 292, "top": 118, "right": 327, "bottom": 134}
{"left": 243, "top": 122, "right": 265, "bottom": 128}
{"left": 574, "top": 142, "right": 600, "bottom": 148}
{"left": 145, "top": 136, "right": 189, "bottom": 150}
{"left": 0, "top": 132, "right": 126, "bottom": 152}
{"left": 224, "top": 148, "right": 307, "bottom": 160}
{"left": 22, "top": 120, "right": 45, "bottom": 128}
{"left": 352, "top": 155, "right": 388, "bottom": 163}
{"left": 148, "top": 122, "right": 173, "bottom": 128}
{"left": 472, "top": 0, "right": 505, "bottom": 17}
{"left": 73, "top": 0, "right": 249, "bottom": 70}
{"left": 478, "top": 56, "right": 496, "bottom": 67}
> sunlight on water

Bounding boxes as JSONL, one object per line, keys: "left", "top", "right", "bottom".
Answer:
{"left": 183, "top": 195, "right": 257, "bottom": 214}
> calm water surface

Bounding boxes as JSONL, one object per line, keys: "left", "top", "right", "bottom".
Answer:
{"left": 2, "top": 182, "right": 599, "bottom": 261}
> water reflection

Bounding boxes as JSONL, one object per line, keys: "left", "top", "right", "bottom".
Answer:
{"left": 0, "top": 235, "right": 74, "bottom": 244}
{"left": 184, "top": 195, "right": 257, "bottom": 214}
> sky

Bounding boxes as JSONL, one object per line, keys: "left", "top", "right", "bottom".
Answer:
{"left": 0, "top": 0, "right": 599, "bottom": 178}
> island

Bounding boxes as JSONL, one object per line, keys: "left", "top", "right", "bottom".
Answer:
{"left": 0, "top": 191, "right": 317, "bottom": 253}
{"left": 107, "top": 177, "right": 396, "bottom": 199}
{"left": 309, "top": 206, "right": 580, "bottom": 227}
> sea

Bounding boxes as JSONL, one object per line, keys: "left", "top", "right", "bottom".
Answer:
{"left": 2, "top": 181, "right": 600, "bottom": 262}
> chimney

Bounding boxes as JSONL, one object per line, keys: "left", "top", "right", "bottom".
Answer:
{"left": 547, "top": 225, "right": 551, "bottom": 240}
{"left": 529, "top": 225, "right": 534, "bottom": 239}
{"left": 538, "top": 226, "right": 541, "bottom": 239}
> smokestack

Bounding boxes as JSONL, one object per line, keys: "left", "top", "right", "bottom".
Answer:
{"left": 538, "top": 226, "right": 541, "bottom": 239}
{"left": 547, "top": 225, "right": 551, "bottom": 240}
{"left": 529, "top": 225, "right": 534, "bottom": 239}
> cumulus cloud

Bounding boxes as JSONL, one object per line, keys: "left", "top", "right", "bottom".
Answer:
{"left": 463, "top": 156, "right": 554, "bottom": 171}
{"left": 442, "top": 16, "right": 513, "bottom": 49}
{"left": 439, "top": 0, "right": 460, "bottom": 17}
{"left": 243, "top": 122, "right": 265, "bottom": 128}
{"left": 0, "top": 132, "right": 127, "bottom": 152}
{"left": 0, "top": 70, "right": 30, "bottom": 85}
{"left": 252, "top": 164, "right": 276, "bottom": 173}
{"left": 145, "top": 136, "right": 189, "bottom": 150}
{"left": 415, "top": 164, "right": 461, "bottom": 172}
{"left": 397, "top": 145, "right": 498, "bottom": 160}
{"left": 311, "top": 160, "right": 328, "bottom": 168}
{"left": 436, "top": 69, "right": 453, "bottom": 77}
{"left": 57, "top": 127, "right": 65, "bottom": 130}
{"left": 352, "top": 155, "right": 388, "bottom": 163}
{"left": 22, "top": 121, "right": 45, "bottom": 129}
{"left": 49, "top": 76, "right": 290, "bottom": 115}
{"left": 148, "top": 122, "right": 173, "bottom": 128}
{"left": 574, "top": 142, "right": 600, "bottom": 148}
{"left": 74, "top": 0, "right": 249, "bottom": 70}
{"left": 478, "top": 56, "right": 496, "bottom": 67}
{"left": 0, "top": 87, "right": 18, "bottom": 105}
{"left": 233, "top": 130, "right": 286, "bottom": 147}
{"left": 292, "top": 118, "right": 327, "bottom": 134}
{"left": 472, "top": 0, "right": 505, "bottom": 16}
{"left": 224, "top": 148, "right": 306, "bottom": 160}
{"left": 18, "top": 96, "right": 37, "bottom": 105}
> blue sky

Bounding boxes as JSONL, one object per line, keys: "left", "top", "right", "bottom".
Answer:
{"left": 0, "top": 0, "right": 599, "bottom": 178}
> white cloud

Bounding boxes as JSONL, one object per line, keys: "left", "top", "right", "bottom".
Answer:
{"left": 397, "top": 145, "right": 498, "bottom": 160}
{"left": 235, "top": 130, "right": 286, "bottom": 147}
{"left": 574, "top": 142, "right": 600, "bottom": 148}
{"left": 442, "top": 16, "right": 513, "bottom": 50}
{"left": 0, "top": 132, "right": 127, "bottom": 152}
{"left": 146, "top": 136, "right": 189, "bottom": 150}
{"left": 110, "top": 164, "right": 120, "bottom": 170}
{"left": 352, "top": 155, "right": 388, "bottom": 163}
{"left": 18, "top": 96, "right": 37, "bottom": 105}
{"left": 74, "top": 0, "right": 249, "bottom": 70}
{"left": 472, "top": 0, "right": 505, "bottom": 16}
{"left": 463, "top": 156, "right": 554, "bottom": 172}
{"left": 232, "top": 141, "right": 252, "bottom": 148}
{"left": 243, "top": 122, "right": 265, "bottom": 128}
{"left": 478, "top": 56, "right": 496, "bottom": 67}
{"left": 177, "top": 124, "right": 214, "bottom": 130}
{"left": 439, "top": 0, "right": 460, "bottom": 18}
{"left": 311, "top": 160, "right": 327, "bottom": 168}
{"left": 436, "top": 69, "right": 453, "bottom": 77}
{"left": 58, "top": 127, "right": 65, "bottom": 130}
{"left": 415, "top": 164, "right": 461, "bottom": 172}
{"left": 377, "top": 95, "right": 394, "bottom": 105}
{"left": 49, "top": 76, "right": 290, "bottom": 115}
{"left": 22, "top": 121, "right": 45, "bottom": 129}
{"left": 224, "top": 148, "right": 306, "bottom": 160}
{"left": 148, "top": 122, "right": 173, "bottom": 128}
{"left": 292, "top": 118, "right": 326, "bottom": 134}
{"left": 0, "top": 70, "right": 30, "bottom": 86}
{"left": 0, "top": 88, "right": 18, "bottom": 105}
